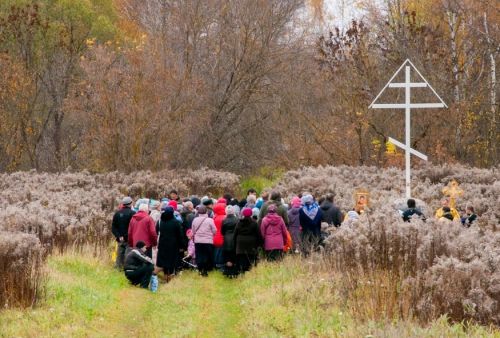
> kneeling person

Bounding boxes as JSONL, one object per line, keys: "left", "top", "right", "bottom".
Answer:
{"left": 124, "top": 241, "right": 154, "bottom": 288}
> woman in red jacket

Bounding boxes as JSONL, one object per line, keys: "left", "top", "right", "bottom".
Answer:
{"left": 128, "top": 204, "right": 157, "bottom": 258}
{"left": 213, "top": 199, "right": 226, "bottom": 269}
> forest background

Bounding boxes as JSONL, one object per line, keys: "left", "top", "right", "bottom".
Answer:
{"left": 0, "top": 0, "right": 498, "bottom": 174}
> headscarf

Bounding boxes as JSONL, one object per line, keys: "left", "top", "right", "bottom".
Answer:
{"left": 252, "top": 207, "right": 260, "bottom": 219}
{"left": 161, "top": 206, "right": 174, "bottom": 221}
{"left": 301, "top": 194, "right": 319, "bottom": 220}
{"left": 226, "top": 205, "right": 236, "bottom": 216}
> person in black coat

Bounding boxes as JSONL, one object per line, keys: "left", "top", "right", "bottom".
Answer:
{"left": 124, "top": 241, "right": 154, "bottom": 288}
{"left": 233, "top": 208, "right": 262, "bottom": 273}
{"left": 221, "top": 206, "right": 239, "bottom": 277}
{"left": 112, "top": 197, "right": 136, "bottom": 269}
{"left": 402, "top": 198, "right": 426, "bottom": 222}
{"left": 156, "top": 207, "right": 184, "bottom": 281}
{"left": 299, "top": 194, "right": 323, "bottom": 256}
{"left": 319, "top": 194, "right": 343, "bottom": 227}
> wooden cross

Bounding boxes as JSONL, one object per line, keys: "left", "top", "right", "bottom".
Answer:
{"left": 442, "top": 180, "right": 464, "bottom": 209}
{"left": 369, "top": 60, "right": 447, "bottom": 198}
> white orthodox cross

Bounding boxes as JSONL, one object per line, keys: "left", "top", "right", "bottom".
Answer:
{"left": 369, "top": 59, "right": 447, "bottom": 199}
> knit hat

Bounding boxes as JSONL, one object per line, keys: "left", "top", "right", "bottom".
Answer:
{"left": 203, "top": 199, "right": 214, "bottom": 207}
{"left": 242, "top": 208, "right": 252, "bottom": 218}
{"left": 191, "top": 196, "right": 201, "bottom": 208}
{"left": 161, "top": 206, "right": 174, "bottom": 221}
{"left": 168, "top": 200, "right": 178, "bottom": 210}
{"left": 217, "top": 198, "right": 227, "bottom": 204}
{"left": 291, "top": 196, "right": 301, "bottom": 208}
{"left": 122, "top": 196, "right": 133, "bottom": 205}
{"left": 226, "top": 205, "right": 236, "bottom": 216}
{"left": 186, "top": 229, "right": 193, "bottom": 238}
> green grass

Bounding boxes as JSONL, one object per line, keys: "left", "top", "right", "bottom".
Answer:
{"left": 239, "top": 166, "right": 285, "bottom": 196}
{"left": 1, "top": 253, "right": 499, "bottom": 338}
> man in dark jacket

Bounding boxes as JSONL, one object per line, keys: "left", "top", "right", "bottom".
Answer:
{"left": 402, "top": 199, "right": 425, "bottom": 222}
{"left": 124, "top": 241, "right": 154, "bottom": 288}
{"left": 320, "top": 194, "right": 343, "bottom": 227}
{"left": 111, "top": 196, "right": 135, "bottom": 269}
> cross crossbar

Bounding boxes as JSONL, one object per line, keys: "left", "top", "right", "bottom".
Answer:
{"left": 388, "top": 137, "right": 428, "bottom": 161}
{"left": 372, "top": 103, "right": 446, "bottom": 109}
{"left": 388, "top": 82, "right": 427, "bottom": 88}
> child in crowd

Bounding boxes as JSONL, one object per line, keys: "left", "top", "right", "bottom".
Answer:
{"left": 183, "top": 229, "right": 196, "bottom": 268}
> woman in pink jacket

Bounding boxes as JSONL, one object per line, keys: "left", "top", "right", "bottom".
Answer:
{"left": 191, "top": 205, "right": 217, "bottom": 276}
{"left": 260, "top": 204, "right": 288, "bottom": 261}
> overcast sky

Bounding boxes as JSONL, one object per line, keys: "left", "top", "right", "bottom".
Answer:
{"left": 321, "top": 0, "right": 384, "bottom": 28}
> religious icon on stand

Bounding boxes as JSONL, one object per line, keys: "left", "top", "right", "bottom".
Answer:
{"left": 354, "top": 189, "right": 370, "bottom": 214}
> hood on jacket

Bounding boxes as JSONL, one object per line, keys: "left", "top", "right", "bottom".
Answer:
{"left": 213, "top": 202, "right": 227, "bottom": 216}
{"left": 264, "top": 212, "right": 282, "bottom": 226}
{"left": 132, "top": 210, "right": 149, "bottom": 221}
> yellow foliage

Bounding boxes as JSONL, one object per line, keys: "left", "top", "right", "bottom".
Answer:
{"left": 386, "top": 141, "right": 397, "bottom": 154}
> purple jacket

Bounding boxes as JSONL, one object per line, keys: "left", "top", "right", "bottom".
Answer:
{"left": 260, "top": 213, "right": 288, "bottom": 251}
{"left": 187, "top": 239, "right": 195, "bottom": 258}
{"left": 192, "top": 214, "right": 217, "bottom": 244}
{"left": 287, "top": 207, "right": 301, "bottom": 228}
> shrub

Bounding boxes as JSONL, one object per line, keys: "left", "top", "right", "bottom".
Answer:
{"left": 271, "top": 163, "right": 499, "bottom": 326}
{"left": 0, "top": 231, "right": 44, "bottom": 308}
{"left": 321, "top": 212, "right": 499, "bottom": 325}
{"left": 0, "top": 168, "right": 240, "bottom": 252}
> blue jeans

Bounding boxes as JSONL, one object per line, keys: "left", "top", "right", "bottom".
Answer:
{"left": 214, "top": 247, "right": 224, "bottom": 269}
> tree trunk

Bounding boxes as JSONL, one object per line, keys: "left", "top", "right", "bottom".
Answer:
{"left": 446, "top": 10, "right": 463, "bottom": 160}
{"left": 483, "top": 12, "right": 498, "bottom": 165}
{"left": 53, "top": 111, "right": 64, "bottom": 171}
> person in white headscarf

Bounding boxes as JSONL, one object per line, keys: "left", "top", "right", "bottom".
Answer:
{"left": 149, "top": 200, "right": 161, "bottom": 224}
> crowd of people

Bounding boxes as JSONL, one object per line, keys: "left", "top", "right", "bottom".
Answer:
{"left": 111, "top": 189, "right": 477, "bottom": 290}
